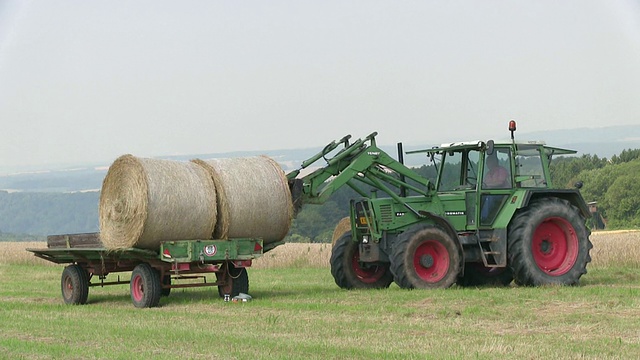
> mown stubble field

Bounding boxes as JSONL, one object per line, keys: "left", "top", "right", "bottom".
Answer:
{"left": 1, "top": 230, "right": 639, "bottom": 359}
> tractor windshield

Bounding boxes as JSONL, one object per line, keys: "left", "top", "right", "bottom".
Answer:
{"left": 515, "top": 145, "right": 547, "bottom": 188}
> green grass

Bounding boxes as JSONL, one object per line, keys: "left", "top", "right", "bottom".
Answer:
{"left": 1, "top": 264, "right": 640, "bottom": 359}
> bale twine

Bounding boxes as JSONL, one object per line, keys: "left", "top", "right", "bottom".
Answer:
{"left": 99, "top": 155, "right": 217, "bottom": 250}
{"left": 193, "top": 156, "right": 293, "bottom": 244}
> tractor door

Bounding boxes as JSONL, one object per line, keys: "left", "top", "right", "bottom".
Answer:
{"left": 478, "top": 148, "right": 513, "bottom": 227}
{"left": 436, "top": 148, "right": 481, "bottom": 231}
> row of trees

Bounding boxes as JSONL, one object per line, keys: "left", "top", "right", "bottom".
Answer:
{"left": 551, "top": 148, "right": 640, "bottom": 229}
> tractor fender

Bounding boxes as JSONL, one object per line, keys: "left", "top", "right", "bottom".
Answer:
{"left": 519, "top": 189, "right": 591, "bottom": 218}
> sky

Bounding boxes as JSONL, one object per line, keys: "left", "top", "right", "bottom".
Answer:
{"left": 1, "top": 1, "right": 639, "bottom": 172}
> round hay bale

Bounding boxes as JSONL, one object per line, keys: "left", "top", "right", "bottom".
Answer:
{"left": 99, "top": 155, "right": 217, "bottom": 250}
{"left": 194, "top": 156, "right": 293, "bottom": 244}
{"left": 331, "top": 217, "right": 351, "bottom": 247}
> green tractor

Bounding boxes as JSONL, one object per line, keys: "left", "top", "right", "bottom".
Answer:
{"left": 288, "top": 121, "right": 592, "bottom": 289}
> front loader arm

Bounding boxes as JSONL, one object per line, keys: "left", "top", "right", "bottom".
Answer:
{"left": 287, "top": 132, "right": 432, "bottom": 216}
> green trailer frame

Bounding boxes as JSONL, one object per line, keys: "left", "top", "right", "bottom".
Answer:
{"left": 27, "top": 233, "right": 265, "bottom": 308}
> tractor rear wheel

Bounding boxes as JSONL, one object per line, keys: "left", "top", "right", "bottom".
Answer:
{"left": 459, "top": 263, "right": 513, "bottom": 287}
{"left": 390, "top": 225, "right": 461, "bottom": 289}
{"left": 61, "top": 265, "right": 89, "bottom": 305}
{"left": 130, "top": 263, "right": 162, "bottom": 308}
{"left": 330, "top": 233, "right": 393, "bottom": 289}
{"left": 508, "top": 197, "right": 592, "bottom": 286}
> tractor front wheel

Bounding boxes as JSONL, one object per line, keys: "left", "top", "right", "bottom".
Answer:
{"left": 330, "top": 233, "right": 393, "bottom": 289}
{"left": 508, "top": 197, "right": 592, "bottom": 286}
{"left": 391, "top": 225, "right": 461, "bottom": 289}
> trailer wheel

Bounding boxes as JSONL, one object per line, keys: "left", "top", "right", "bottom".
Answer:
{"left": 130, "top": 264, "right": 162, "bottom": 308}
{"left": 330, "top": 233, "right": 393, "bottom": 289}
{"left": 459, "top": 263, "right": 513, "bottom": 287}
{"left": 508, "top": 197, "right": 592, "bottom": 286}
{"left": 61, "top": 265, "right": 89, "bottom": 305}
{"left": 391, "top": 225, "right": 461, "bottom": 289}
{"left": 217, "top": 263, "right": 249, "bottom": 298}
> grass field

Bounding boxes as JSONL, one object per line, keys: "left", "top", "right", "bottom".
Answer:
{"left": 1, "top": 231, "right": 639, "bottom": 359}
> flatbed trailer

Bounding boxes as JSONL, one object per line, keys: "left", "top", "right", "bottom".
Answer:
{"left": 27, "top": 233, "right": 266, "bottom": 308}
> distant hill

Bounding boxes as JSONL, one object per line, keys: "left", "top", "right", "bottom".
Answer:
{"left": 517, "top": 125, "right": 640, "bottom": 158}
{"left": 0, "top": 190, "right": 99, "bottom": 236}
{"left": 1, "top": 125, "right": 639, "bottom": 193}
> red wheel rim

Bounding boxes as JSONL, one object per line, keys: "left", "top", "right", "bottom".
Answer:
{"left": 131, "top": 275, "right": 144, "bottom": 301}
{"left": 413, "top": 240, "right": 450, "bottom": 283}
{"left": 351, "top": 252, "right": 387, "bottom": 284}
{"left": 63, "top": 276, "right": 73, "bottom": 298}
{"left": 531, "top": 217, "right": 578, "bottom": 276}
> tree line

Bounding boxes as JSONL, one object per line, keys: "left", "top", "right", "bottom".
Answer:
{"left": 551, "top": 148, "right": 640, "bottom": 229}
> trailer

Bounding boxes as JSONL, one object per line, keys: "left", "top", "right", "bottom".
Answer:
{"left": 27, "top": 233, "right": 265, "bottom": 308}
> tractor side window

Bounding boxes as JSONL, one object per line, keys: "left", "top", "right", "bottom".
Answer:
{"left": 515, "top": 147, "right": 546, "bottom": 188}
{"left": 482, "top": 150, "right": 512, "bottom": 189}
{"left": 438, "top": 151, "right": 462, "bottom": 191}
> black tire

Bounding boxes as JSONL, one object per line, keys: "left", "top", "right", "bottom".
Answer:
{"left": 61, "top": 265, "right": 89, "bottom": 305}
{"left": 459, "top": 263, "right": 513, "bottom": 287}
{"left": 508, "top": 197, "right": 592, "bottom": 286}
{"left": 130, "top": 264, "right": 162, "bottom": 308}
{"left": 217, "top": 264, "right": 249, "bottom": 298}
{"left": 390, "top": 225, "right": 461, "bottom": 289}
{"left": 330, "top": 233, "right": 393, "bottom": 289}
{"left": 161, "top": 275, "right": 171, "bottom": 297}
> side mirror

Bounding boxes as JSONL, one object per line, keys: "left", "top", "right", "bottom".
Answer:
{"left": 486, "top": 140, "right": 495, "bottom": 156}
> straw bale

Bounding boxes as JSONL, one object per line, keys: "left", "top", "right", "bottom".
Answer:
{"left": 331, "top": 217, "right": 352, "bottom": 246}
{"left": 194, "top": 156, "right": 293, "bottom": 244}
{"left": 99, "top": 155, "right": 217, "bottom": 250}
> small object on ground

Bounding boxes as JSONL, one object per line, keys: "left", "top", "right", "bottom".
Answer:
{"left": 232, "top": 293, "right": 252, "bottom": 302}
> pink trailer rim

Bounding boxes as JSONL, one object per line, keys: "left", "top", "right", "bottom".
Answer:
{"left": 131, "top": 274, "right": 144, "bottom": 302}
{"left": 63, "top": 276, "right": 74, "bottom": 298}
{"left": 531, "top": 217, "right": 579, "bottom": 276}
{"left": 413, "top": 240, "right": 450, "bottom": 283}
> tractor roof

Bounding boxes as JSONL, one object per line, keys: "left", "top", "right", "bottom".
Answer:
{"left": 406, "top": 140, "right": 577, "bottom": 156}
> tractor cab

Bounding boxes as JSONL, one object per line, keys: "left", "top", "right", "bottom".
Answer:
{"left": 408, "top": 135, "right": 577, "bottom": 231}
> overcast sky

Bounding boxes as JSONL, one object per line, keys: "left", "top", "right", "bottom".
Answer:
{"left": 1, "top": 1, "right": 639, "bottom": 172}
